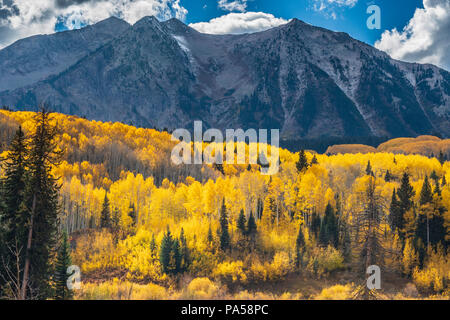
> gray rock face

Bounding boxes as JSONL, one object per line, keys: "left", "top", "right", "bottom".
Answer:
{"left": 0, "top": 17, "right": 449, "bottom": 139}
{"left": 0, "top": 17, "right": 130, "bottom": 92}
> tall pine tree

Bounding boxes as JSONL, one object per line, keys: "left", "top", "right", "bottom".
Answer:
{"left": 0, "top": 126, "right": 29, "bottom": 293}
{"left": 219, "top": 199, "right": 230, "bottom": 251}
{"left": 22, "top": 110, "right": 63, "bottom": 300}
{"left": 99, "top": 193, "right": 111, "bottom": 229}
{"left": 54, "top": 231, "right": 73, "bottom": 300}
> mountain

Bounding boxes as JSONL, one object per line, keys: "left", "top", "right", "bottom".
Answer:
{"left": 0, "top": 17, "right": 130, "bottom": 92}
{"left": 0, "top": 16, "right": 449, "bottom": 140}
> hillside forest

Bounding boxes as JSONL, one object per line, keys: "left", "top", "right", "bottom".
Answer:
{"left": 0, "top": 110, "right": 449, "bottom": 300}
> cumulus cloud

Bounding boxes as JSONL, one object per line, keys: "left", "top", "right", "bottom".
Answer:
{"left": 189, "top": 12, "right": 290, "bottom": 35}
{"left": 375, "top": 0, "right": 450, "bottom": 71}
{"left": 0, "top": 0, "right": 187, "bottom": 48}
{"left": 218, "top": 0, "right": 247, "bottom": 13}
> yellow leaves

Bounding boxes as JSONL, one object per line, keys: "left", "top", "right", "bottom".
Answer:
{"left": 412, "top": 246, "right": 449, "bottom": 293}
{"left": 246, "top": 252, "right": 292, "bottom": 282}
{"left": 307, "top": 246, "right": 344, "bottom": 277}
{"left": 403, "top": 239, "right": 418, "bottom": 275}
{"left": 314, "top": 284, "right": 354, "bottom": 300}
{"left": 76, "top": 280, "right": 167, "bottom": 300}
{"left": 186, "top": 278, "right": 219, "bottom": 299}
{"left": 72, "top": 230, "right": 116, "bottom": 274}
{"left": 214, "top": 261, "right": 247, "bottom": 283}
{"left": 115, "top": 229, "right": 165, "bottom": 282}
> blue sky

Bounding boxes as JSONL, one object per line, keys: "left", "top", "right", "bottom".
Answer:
{"left": 181, "top": 0, "right": 423, "bottom": 47}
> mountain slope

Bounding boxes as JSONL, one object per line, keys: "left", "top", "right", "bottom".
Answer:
{"left": 0, "top": 17, "right": 130, "bottom": 92}
{"left": 0, "top": 17, "right": 449, "bottom": 140}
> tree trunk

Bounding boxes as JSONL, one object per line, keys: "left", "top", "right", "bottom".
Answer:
{"left": 21, "top": 194, "right": 36, "bottom": 300}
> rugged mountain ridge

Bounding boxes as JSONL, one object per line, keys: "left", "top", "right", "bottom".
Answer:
{"left": 0, "top": 16, "right": 449, "bottom": 140}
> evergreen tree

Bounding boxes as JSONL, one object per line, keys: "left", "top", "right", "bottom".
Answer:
{"left": 442, "top": 175, "right": 447, "bottom": 187}
{"left": 247, "top": 211, "right": 257, "bottom": 236}
{"left": 111, "top": 207, "right": 120, "bottom": 240}
{"left": 419, "top": 176, "right": 433, "bottom": 205}
{"left": 310, "top": 211, "right": 321, "bottom": 238}
{"left": 353, "top": 177, "right": 386, "bottom": 299}
{"left": 237, "top": 209, "right": 247, "bottom": 235}
{"left": 54, "top": 232, "right": 73, "bottom": 300}
{"left": 179, "top": 228, "right": 190, "bottom": 271}
{"left": 434, "top": 181, "right": 441, "bottom": 196}
{"left": 311, "top": 154, "right": 318, "bottom": 165}
{"left": 295, "top": 226, "right": 305, "bottom": 268}
{"left": 296, "top": 150, "right": 309, "bottom": 173}
{"left": 389, "top": 189, "right": 401, "bottom": 232}
{"left": 396, "top": 172, "right": 415, "bottom": 240}
{"left": 430, "top": 170, "right": 439, "bottom": 184}
{"left": 207, "top": 224, "right": 213, "bottom": 244}
{"left": 416, "top": 176, "right": 433, "bottom": 249}
{"left": 365, "top": 160, "right": 373, "bottom": 176}
{"left": 159, "top": 227, "right": 173, "bottom": 274}
{"left": 99, "top": 193, "right": 111, "bottom": 229}
{"left": 150, "top": 233, "right": 157, "bottom": 256}
{"left": 172, "top": 238, "right": 181, "bottom": 273}
{"left": 0, "top": 126, "right": 29, "bottom": 290}
{"left": 384, "top": 170, "right": 392, "bottom": 182}
{"left": 219, "top": 199, "right": 230, "bottom": 251}
{"left": 22, "top": 110, "right": 63, "bottom": 300}
{"left": 319, "top": 203, "right": 339, "bottom": 248}
{"left": 342, "top": 223, "right": 352, "bottom": 263}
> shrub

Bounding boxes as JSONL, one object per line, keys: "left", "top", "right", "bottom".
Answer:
{"left": 314, "top": 284, "right": 354, "bottom": 300}
{"left": 186, "top": 278, "right": 219, "bottom": 299}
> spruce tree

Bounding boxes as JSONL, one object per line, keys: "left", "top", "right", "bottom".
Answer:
{"left": 0, "top": 126, "right": 29, "bottom": 290}
{"left": 353, "top": 177, "right": 386, "bottom": 299}
{"left": 179, "top": 228, "right": 190, "bottom": 271}
{"left": 416, "top": 176, "right": 433, "bottom": 249}
{"left": 237, "top": 209, "right": 247, "bottom": 235}
{"left": 150, "top": 233, "right": 157, "bottom": 256}
{"left": 219, "top": 199, "right": 230, "bottom": 251}
{"left": 296, "top": 150, "right": 309, "bottom": 173}
{"left": 365, "top": 160, "right": 373, "bottom": 176}
{"left": 311, "top": 154, "right": 318, "bottom": 165}
{"left": 430, "top": 170, "right": 439, "bottom": 184}
{"left": 247, "top": 212, "right": 257, "bottom": 236}
{"left": 159, "top": 227, "right": 173, "bottom": 274}
{"left": 207, "top": 224, "right": 213, "bottom": 244}
{"left": 442, "top": 175, "right": 447, "bottom": 187}
{"left": 99, "top": 193, "right": 111, "bottom": 229}
{"left": 319, "top": 203, "right": 338, "bottom": 248}
{"left": 384, "top": 170, "right": 392, "bottom": 182}
{"left": 396, "top": 172, "right": 415, "bottom": 240}
{"left": 419, "top": 176, "right": 433, "bottom": 205}
{"left": 172, "top": 238, "right": 181, "bottom": 273}
{"left": 111, "top": 207, "right": 120, "bottom": 240}
{"left": 295, "top": 226, "right": 305, "bottom": 268}
{"left": 22, "top": 110, "right": 63, "bottom": 300}
{"left": 310, "top": 211, "right": 321, "bottom": 238}
{"left": 389, "top": 189, "right": 401, "bottom": 232}
{"left": 54, "top": 232, "right": 73, "bottom": 300}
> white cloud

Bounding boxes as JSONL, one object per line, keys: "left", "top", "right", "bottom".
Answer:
{"left": 312, "top": 0, "right": 358, "bottom": 19}
{"left": 0, "top": 0, "right": 187, "bottom": 48}
{"left": 375, "top": 0, "right": 450, "bottom": 71}
{"left": 189, "top": 12, "right": 290, "bottom": 35}
{"left": 218, "top": 0, "right": 247, "bottom": 13}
